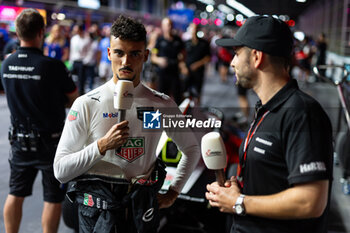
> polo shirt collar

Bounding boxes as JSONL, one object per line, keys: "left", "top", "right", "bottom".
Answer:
{"left": 18, "top": 47, "right": 43, "bottom": 54}
{"left": 255, "top": 79, "right": 298, "bottom": 118}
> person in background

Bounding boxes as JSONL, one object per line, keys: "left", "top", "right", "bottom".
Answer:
{"left": 182, "top": 23, "right": 211, "bottom": 103}
{"left": 151, "top": 17, "right": 185, "bottom": 104}
{"left": 1, "top": 9, "right": 78, "bottom": 233}
{"left": 3, "top": 26, "right": 19, "bottom": 59}
{"left": 83, "top": 26, "right": 99, "bottom": 92}
{"left": 0, "top": 24, "right": 9, "bottom": 60}
{"left": 44, "top": 24, "right": 69, "bottom": 62}
{"left": 295, "top": 35, "right": 314, "bottom": 83}
{"left": 1, "top": 26, "right": 19, "bottom": 93}
{"left": 235, "top": 83, "right": 250, "bottom": 123}
{"left": 206, "top": 16, "right": 333, "bottom": 233}
{"left": 315, "top": 32, "right": 327, "bottom": 79}
{"left": 142, "top": 25, "right": 161, "bottom": 90}
{"left": 69, "top": 23, "right": 89, "bottom": 95}
{"left": 217, "top": 36, "right": 234, "bottom": 82}
{"left": 97, "top": 25, "right": 113, "bottom": 85}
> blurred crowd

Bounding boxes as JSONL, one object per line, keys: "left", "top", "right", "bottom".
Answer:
{"left": 0, "top": 18, "right": 328, "bottom": 103}
{"left": 293, "top": 32, "right": 328, "bottom": 83}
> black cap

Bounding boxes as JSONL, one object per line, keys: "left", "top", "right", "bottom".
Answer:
{"left": 216, "top": 16, "right": 293, "bottom": 57}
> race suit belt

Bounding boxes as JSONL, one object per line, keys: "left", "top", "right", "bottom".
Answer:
{"left": 76, "top": 173, "right": 161, "bottom": 186}
{"left": 66, "top": 158, "right": 167, "bottom": 233}
{"left": 81, "top": 158, "right": 165, "bottom": 185}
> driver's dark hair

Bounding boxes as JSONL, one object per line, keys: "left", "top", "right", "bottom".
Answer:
{"left": 111, "top": 15, "right": 146, "bottom": 45}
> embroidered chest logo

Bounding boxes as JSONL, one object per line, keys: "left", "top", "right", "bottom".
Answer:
{"left": 68, "top": 110, "right": 78, "bottom": 121}
{"left": 91, "top": 96, "right": 101, "bottom": 102}
{"left": 116, "top": 137, "right": 145, "bottom": 162}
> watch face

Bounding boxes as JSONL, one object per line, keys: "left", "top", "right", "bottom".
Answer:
{"left": 236, "top": 205, "right": 243, "bottom": 214}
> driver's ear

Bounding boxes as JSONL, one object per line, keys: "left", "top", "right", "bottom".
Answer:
{"left": 144, "top": 49, "right": 150, "bottom": 62}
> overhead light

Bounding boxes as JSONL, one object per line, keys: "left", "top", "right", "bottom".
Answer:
{"left": 57, "top": 13, "right": 65, "bottom": 20}
{"left": 236, "top": 14, "right": 244, "bottom": 21}
{"left": 206, "top": 5, "right": 214, "bottom": 13}
{"left": 197, "top": 31, "right": 204, "bottom": 38}
{"left": 227, "top": 14, "right": 235, "bottom": 21}
{"left": 226, "top": 0, "right": 255, "bottom": 17}
{"left": 218, "top": 4, "right": 234, "bottom": 14}
{"left": 296, "top": 0, "right": 306, "bottom": 2}
{"left": 197, "top": 0, "right": 216, "bottom": 5}
{"left": 200, "top": 11, "right": 208, "bottom": 19}
{"left": 294, "top": 31, "right": 305, "bottom": 41}
{"left": 279, "top": 15, "right": 286, "bottom": 21}
{"left": 78, "top": 0, "right": 100, "bottom": 9}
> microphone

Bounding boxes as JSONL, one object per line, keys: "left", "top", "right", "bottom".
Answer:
{"left": 114, "top": 80, "right": 134, "bottom": 122}
{"left": 201, "top": 132, "right": 227, "bottom": 186}
{"left": 114, "top": 80, "right": 134, "bottom": 154}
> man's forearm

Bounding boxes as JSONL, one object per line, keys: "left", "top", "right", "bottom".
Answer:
{"left": 243, "top": 180, "right": 329, "bottom": 219}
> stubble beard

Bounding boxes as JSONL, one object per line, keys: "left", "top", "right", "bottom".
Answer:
{"left": 236, "top": 72, "right": 253, "bottom": 89}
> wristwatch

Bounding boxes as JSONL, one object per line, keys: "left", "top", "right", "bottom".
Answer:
{"left": 233, "top": 194, "right": 246, "bottom": 216}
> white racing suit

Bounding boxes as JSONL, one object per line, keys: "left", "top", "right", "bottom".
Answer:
{"left": 54, "top": 80, "right": 200, "bottom": 232}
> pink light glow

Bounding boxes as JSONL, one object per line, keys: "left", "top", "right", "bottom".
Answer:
{"left": 193, "top": 18, "right": 201, "bottom": 25}
{"left": 0, "top": 6, "right": 18, "bottom": 20}
{"left": 214, "top": 18, "right": 222, "bottom": 26}
{"left": 201, "top": 18, "right": 208, "bottom": 25}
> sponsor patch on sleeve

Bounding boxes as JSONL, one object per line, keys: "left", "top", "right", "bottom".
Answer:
{"left": 299, "top": 161, "right": 326, "bottom": 174}
{"left": 68, "top": 110, "right": 78, "bottom": 121}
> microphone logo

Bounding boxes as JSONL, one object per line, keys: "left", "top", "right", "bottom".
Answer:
{"left": 122, "top": 90, "right": 133, "bottom": 98}
{"left": 206, "top": 149, "right": 211, "bottom": 156}
{"left": 205, "top": 149, "right": 222, "bottom": 157}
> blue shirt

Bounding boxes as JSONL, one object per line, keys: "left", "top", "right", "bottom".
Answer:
{"left": 98, "top": 37, "right": 111, "bottom": 64}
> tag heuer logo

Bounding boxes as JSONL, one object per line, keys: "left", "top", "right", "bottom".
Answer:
{"left": 68, "top": 110, "right": 78, "bottom": 121}
{"left": 116, "top": 137, "right": 145, "bottom": 162}
{"left": 83, "top": 193, "right": 94, "bottom": 207}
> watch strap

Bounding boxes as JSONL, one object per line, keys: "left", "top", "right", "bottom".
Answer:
{"left": 233, "top": 194, "right": 246, "bottom": 216}
{"left": 236, "top": 194, "right": 245, "bottom": 205}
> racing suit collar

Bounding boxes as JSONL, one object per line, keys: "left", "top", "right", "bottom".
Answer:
{"left": 108, "top": 79, "right": 143, "bottom": 97}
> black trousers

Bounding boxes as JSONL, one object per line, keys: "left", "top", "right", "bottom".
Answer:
{"left": 71, "top": 61, "right": 86, "bottom": 95}
{"left": 158, "top": 67, "right": 182, "bottom": 105}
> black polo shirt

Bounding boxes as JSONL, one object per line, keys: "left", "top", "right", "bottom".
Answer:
{"left": 1, "top": 47, "right": 76, "bottom": 133}
{"left": 154, "top": 35, "right": 184, "bottom": 70}
{"left": 184, "top": 38, "right": 210, "bottom": 73}
{"left": 234, "top": 79, "right": 333, "bottom": 233}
